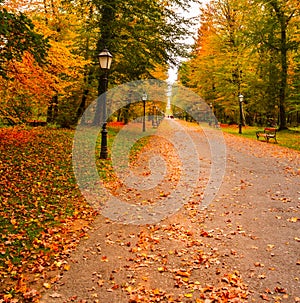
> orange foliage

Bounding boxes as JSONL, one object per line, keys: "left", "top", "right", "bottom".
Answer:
{"left": 0, "top": 0, "right": 88, "bottom": 120}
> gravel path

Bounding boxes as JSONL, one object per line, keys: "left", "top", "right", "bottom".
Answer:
{"left": 41, "top": 120, "right": 300, "bottom": 303}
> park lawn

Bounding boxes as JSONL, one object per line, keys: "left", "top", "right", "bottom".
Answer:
{"left": 221, "top": 125, "right": 300, "bottom": 151}
{"left": 0, "top": 124, "right": 126, "bottom": 302}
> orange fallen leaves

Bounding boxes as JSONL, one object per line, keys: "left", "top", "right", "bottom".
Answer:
{"left": 0, "top": 127, "right": 96, "bottom": 302}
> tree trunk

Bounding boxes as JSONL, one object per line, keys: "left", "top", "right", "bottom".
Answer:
{"left": 47, "top": 102, "right": 53, "bottom": 123}
{"left": 93, "top": 73, "right": 106, "bottom": 126}
{"left": 278, "top": 22, "right": 288, "bottom": 130}
{"left": 76, "top": 70, "right": 93, "bottom": 123}
{"left": 46, "top": 95, "right": 58, "bottom": 124}
{"left": 93, "top": 1, "right": 116, "bottom": 125}
{"left": 269, "top": 0, "right": 289, "bottom": 130}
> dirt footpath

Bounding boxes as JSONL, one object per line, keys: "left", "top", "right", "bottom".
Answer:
{"left": 41, "top": 121, "right": 300, "bottom": 303}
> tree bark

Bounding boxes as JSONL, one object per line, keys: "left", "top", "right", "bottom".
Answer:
{"left": 93, "top": 1, "right": 116, "bottom": 125}
{"left": 269, "top": 0, "right": 289, "bottom": 130}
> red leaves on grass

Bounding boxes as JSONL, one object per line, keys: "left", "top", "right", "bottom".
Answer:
{"left": 0, "top": 127, "right": 96, "bottom": 302}
{"left": 0, "top": 127, "right": 36, "bottom": 146}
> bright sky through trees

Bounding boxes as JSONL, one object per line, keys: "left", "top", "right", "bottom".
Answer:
{"left": 168, "top": 0, "right": 210, "bottom": 83}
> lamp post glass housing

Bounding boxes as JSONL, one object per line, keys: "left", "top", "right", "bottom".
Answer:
{"left": 98, "top": 48, "right": 112, "bottom": 159}
{"left": 98, "top": 49, "right": 113, "bottom": 70}
{"left": 239, "top": 94, "right": 244, "bottom": 103}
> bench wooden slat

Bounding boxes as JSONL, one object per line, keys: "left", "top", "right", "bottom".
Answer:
{"left": 256, "top": 128, "right": 277, "bottom": 143}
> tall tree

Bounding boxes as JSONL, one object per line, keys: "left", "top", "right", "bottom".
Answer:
{"left": 255, "top": 0, "right": 299, "bottom": 129}
{"left": 180, "top": 0, "right": 300, "bottom": 128}
{"left": 181, "top": 0, "right": 250, "bottom": 123}
{"left": 63, "top": 0, "right": 200, "bottom": 124}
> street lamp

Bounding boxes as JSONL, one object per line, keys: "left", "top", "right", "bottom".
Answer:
{"left": 142, "top": 92, "right": 147, "bottom": 132}
{"left": 209, "top": 102, "right": 213, "bottom": 126}
{"left": 238, "top": 94, "right": 244, "bottom": 134}
{"left": 98, "top": 48, "right": 113, "bottom": 159}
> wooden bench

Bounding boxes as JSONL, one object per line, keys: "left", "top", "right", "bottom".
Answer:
{"left": 256, "top": 127, "right": 278, "bottom": 143}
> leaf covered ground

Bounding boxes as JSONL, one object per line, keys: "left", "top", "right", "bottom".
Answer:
{"left": 1, "top": 122, "right": 299, "bottom": 303}
{"left": 0, "top": 127, "right": 97, "bottom": 302}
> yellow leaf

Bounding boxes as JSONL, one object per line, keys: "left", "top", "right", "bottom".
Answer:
{"left": 184, "top": 293, "right": 193, "bottom": 298}
{"left": 64, "top": 264, "right": 70, "bottom": 271}
{"left": 125, "top": 285, "right": 133, "bottom": 293}
{"left": 288, "top": 217, "right": 298, "bottom": 223}
{"left": 43, "top": 282, "right": 51, "bottom": 289}
{"left": 54, "top": 261, "right": 62, "bottom": 268}
{"left": 153, "top": 289, "right": 160, "bottom": 295}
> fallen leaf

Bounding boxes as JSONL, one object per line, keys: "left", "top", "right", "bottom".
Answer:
{"left": 64, "top": 264, "right": 70, "bottom": 271}
{"left": 184, "top": 293, "right": 193, "bottom": 298}
{"left": 176, "top": 270, "right": 190, "bottom": 277}
{"left": 49, "top": 293, "right": 62, "bottom": 298}
{"left": 43, "top": 282, "right": 51, "bottom": 289}
{"left": 261, "top": 293, "right": 270, "bottom": 301}
{"left": 287, "top": 217, "right": 298, "bottom": 223}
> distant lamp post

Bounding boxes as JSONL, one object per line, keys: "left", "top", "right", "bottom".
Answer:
{"left": 98, "top": 48, "right": 113, "bottom": 159}
{"left": 238, "top": 94, "right": 244, "bottom": 134}
{"left": 142, "top": 92, "right": 147, "bottom": 132}
{"left": 209, "top": 103, "right": 213, "bottom": 126}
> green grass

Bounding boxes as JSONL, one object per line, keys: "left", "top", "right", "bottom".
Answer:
{"left": 221, "top": 125, "right": 300, "bottom": 151}
{"left": 95, "top": 124, "right": 152, "bottom": 181}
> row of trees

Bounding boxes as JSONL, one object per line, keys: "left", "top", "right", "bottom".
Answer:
{"left": 179, "top": 0, "right": 300, "bottom": 129}
{"left": 0, "top": 0, "right": 199, "bottom": 127}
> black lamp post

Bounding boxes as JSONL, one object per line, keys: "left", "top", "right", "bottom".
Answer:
{"left": 98, "top": 48, "right": 113, "bottom": 159}
{"left": 209, "top": 102, "right": 213, "bottom": 126}
{"left": 142, "top": 92, "right": 147, "bottom": 132}
{"left": 238, "top": 94, "right": 244, "bottom": 134}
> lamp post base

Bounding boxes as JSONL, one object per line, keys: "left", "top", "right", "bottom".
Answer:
{"left": 100, "top": 122, "right": 108, "bottom": 159}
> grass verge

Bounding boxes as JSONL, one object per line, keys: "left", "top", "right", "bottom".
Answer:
{"left": 0, "top": 123, "right": 152, "bottom": 302}
{"left": 221, "top": 125, "right": 300, "bottom": 151}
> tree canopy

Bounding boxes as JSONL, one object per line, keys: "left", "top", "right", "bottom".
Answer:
{"left": 179, "top": 0, "right": 300, "bottom": 129}
{"left": 0, "top": 0, "right": 200, "bottom": 126}
{"left": 0, "top": 0, "right": 299, "bottom": 128}
{"left": 0, "top": 0, "right": 49, "bottom": 78}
